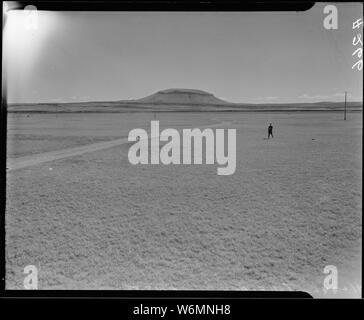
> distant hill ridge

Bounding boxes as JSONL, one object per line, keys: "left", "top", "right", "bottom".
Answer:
{"left": 158, "top": 88, "right": 213, "bottom": 95}
{"left": 135, "top": 88, "right": 231, "bottom": 105}
{"left": 7, "top": 88, "right": 363, "bottom": 113}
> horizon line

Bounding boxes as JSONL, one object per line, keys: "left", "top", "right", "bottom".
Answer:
{"left": 7, "top": 99, "right": 363, "bottom": 105}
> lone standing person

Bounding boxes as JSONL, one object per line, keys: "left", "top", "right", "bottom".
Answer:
{"left": 268, "top": 123, "right": 273, "bottom": 139}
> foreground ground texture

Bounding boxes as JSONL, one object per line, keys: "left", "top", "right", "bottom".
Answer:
{"left": 6, "top": 112, "right": 362, "bottom": 297}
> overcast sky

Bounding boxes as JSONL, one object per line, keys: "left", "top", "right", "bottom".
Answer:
{"left": 3, "top": 2, "right": 363, "bottom": 103}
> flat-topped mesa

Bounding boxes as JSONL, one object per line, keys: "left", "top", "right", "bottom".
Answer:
{"left": 157, "top": 88, "right": 214, "bottom": 95}
{"left": 136, "top": 88, "right": 232, "bottom": 105}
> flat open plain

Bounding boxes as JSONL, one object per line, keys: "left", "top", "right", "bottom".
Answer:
{"left": 6, "top": 111, "right": 362, "bottom": 297}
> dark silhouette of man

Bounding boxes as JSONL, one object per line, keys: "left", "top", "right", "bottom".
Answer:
{"left": 268, "top": 123, "right": 273, "bottom": 139}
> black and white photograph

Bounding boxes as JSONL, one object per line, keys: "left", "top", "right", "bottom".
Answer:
{"left": 2, "top": 2, "right": 362, "bottom": 298}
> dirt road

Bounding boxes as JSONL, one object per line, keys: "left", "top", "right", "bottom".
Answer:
{"left": 7, "top": 121, "right": 232, "bottom": 171}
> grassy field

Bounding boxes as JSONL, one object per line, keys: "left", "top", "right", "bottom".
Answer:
{"left": 6, "top": 111, "right": 362, "bottom": 297}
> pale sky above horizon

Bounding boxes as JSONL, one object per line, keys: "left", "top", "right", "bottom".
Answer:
{"left": 3, "top": 2, "right": 363, "bottom": 104}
